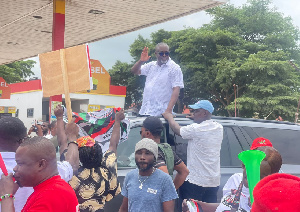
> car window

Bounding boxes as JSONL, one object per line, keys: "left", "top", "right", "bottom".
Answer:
{"left": 223, "top": 127, "right": 246, "bottom": 167}
{"left": 116, "top": 125, "right": 167, "bottom": 168}
{"left": 243, "top": 127, "right": 300, "bottom": 165}
{"left": 117, "top": 127, "right": 140, "bottom": 168}
{"left": 169, "top": 126, "right": 245, "bottom": 168}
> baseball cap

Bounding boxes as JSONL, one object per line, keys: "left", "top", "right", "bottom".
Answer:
{"left": 188, "top": 100, "right": 214, "bottom": 114}
{"left": 250, "top": 137, "right": 273, "bottom": 150}
{"left": 135, "top": 138, "right": 158, "bottom": 159}
{"left": 252, "top": 173, "right": 300, "bottom": 212}
{"left": 143, "top": 116, "right": 163, "bottom": 136}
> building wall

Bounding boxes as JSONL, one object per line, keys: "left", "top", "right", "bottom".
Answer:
{"left": 69, "top": 93, "right": 125, "bottom": 109}
{"left": 0, "top": 91, "right": 43, "bottom": 130}
{"left": 1, "top": 90, "right": 125, "bottom": 130}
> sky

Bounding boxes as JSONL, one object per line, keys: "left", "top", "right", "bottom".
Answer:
{"left": 28, "top": 0, "right": 300, "bottom": 79}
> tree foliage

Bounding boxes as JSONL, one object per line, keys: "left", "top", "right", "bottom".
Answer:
{"left": 109, "top": 61, "right": 145, "bottom": 109}
{"left": 109, "top": 0, "right": 300, "bottom": 121}
{"left": 0, "top": 60, "right": 35, "bottom": 83}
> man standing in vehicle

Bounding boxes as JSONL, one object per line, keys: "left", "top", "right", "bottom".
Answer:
{"left": 163, "top": 100, "right": 223, "bottom": 203}
{"left": 0, "top": 134, "right": 79, "bottom": 211}
{"left": 131, "top": 43, "right": 184, "bottom": 116}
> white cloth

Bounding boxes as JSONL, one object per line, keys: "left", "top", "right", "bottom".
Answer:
{"left": 180, "top": 120, "right": 223, "bottom": 187}
{"left": 57, "top": 160, "right": 73, "bottom": 182}
{"left": 216, "top": 173, "right": 251, "bottom": 212}
{"left": 139, "top": 58, "right": 184, "bottom": 116}
{"left": 0, "top": 152, "right": 73, "bottom": 212}
{"left": 44, "top": 133, "right": 53, "bottom": 139}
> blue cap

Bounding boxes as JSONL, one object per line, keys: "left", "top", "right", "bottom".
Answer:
{"left": 188, "top": 100, "right": 214, "bottom": 114}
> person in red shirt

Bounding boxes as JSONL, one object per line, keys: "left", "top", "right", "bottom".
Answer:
{"left": 0, "top": 122, "right": 80, "bottom": 212}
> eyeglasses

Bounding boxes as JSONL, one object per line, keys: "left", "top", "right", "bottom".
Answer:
{"left": 158, "top": 52, "right": 170, "bottom": 56}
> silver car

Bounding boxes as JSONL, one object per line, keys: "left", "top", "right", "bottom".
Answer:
{"left": 104, "top": 115, "right": 300, "bottom": 211}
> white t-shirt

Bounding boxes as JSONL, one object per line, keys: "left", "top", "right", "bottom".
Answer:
{"left": 180, "top": 120, "right": 223, "bottom": 187}
{"left": 139, "top": 58, "right": 184, "bottom": 116}
{"left": 0, "top": 152, "right": 73, "bottom": 212}
{"left": 44, "top": 133, "right": 53, "bottom": 139}
{"left": 216, "top": 173, "right": 251, "bottom": 212}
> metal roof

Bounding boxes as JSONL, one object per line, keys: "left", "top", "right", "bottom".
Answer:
{"left": 0, "top": 0, "right": 226, "bottom": 65}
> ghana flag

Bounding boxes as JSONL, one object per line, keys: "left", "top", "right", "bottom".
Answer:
{"left": 66, "top": 107, "right": 130, "bottom": 153}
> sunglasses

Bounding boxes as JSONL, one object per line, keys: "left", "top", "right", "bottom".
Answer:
{"left": 158, "top": 52, "right": 170, "bottom": 56}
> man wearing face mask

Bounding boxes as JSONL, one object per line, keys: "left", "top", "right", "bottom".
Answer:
{"left": 131, "top": 43, "right": 184, "bottom": 116}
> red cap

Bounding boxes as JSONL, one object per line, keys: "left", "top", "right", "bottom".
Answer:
{"left": 250, "top": 137, "right": 273, "bottom": 150}
{"left": 252, "top": 173, "right": 300, "bottom": 212}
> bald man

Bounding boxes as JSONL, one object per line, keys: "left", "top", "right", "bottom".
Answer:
{"left": 0, "top": 135, "right": 79, "bottom": 212}
{"left": 131, "top": 43, "right": 184, "bottom": 116}
{"left": 0, "top": 116, "right": 79, "bottom": 212}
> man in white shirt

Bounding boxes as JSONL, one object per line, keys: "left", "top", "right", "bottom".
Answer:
{"left": 131, "top": 43, "right": 184, "bottom": 116}
{"left": 28, "top": 121, "right": 52, "bottom": 138}
{"left": 163, "top": 100, "right": 223, "bottom": 203}
{"left": 0, "top": 116, "right": 78, "bottom": 212}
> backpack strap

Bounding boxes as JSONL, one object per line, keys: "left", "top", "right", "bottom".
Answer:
{"left": 158, "top": 143, "right": 174, "bottom": 176}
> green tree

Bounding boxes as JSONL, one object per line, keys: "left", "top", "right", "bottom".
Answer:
{"left": 109, "top": 61, "right": 145, "bottom": 109}
{"left": 226, "top": 51, "right": 300, "bottom": 119}
{"left": 166, "top": 0, "right": 300, "bottom": 120}
{"left": 0, "top": 60, "right": 35, "bottom": 83}
{"left": 110, "top": 0, "right": 300, "bottom": 121}
{"left": 206, "top": 0, "right": 300, "bottom": 61}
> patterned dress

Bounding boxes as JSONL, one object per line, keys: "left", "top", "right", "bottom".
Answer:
{"left": 69, "top": 151, "right": 121, "bottom": 212}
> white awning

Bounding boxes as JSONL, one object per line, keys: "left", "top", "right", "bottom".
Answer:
{"left": 0, "top": 0, "right": 227, "bottom": 65}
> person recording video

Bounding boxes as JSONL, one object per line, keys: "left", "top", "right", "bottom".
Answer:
{"left": 27, "top": 120, "right": 51, "bottom": 138}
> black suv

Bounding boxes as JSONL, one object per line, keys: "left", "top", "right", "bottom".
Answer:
{"left": 104, "top": 115, "right": 300, "bottom": 211}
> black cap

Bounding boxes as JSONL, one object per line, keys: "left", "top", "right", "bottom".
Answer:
{"left": 142, "top": 116, "right": 163, "bottom": 137}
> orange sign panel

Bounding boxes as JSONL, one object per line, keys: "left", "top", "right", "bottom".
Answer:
{"left": 87, "top": 104, "right": 101, "bottom": 112}
{"left": 8, "top": 106, "right": 16, "bottom": 113}
{"left": 88, "top": 59, "right": 110, "bottom": 94}
{"left": 0, "top": 78, "right": 11, "bottom": 99}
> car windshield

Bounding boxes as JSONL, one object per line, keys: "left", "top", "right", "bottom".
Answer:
{"left": 117, "top": 127, "right": 141, "bottom": 168}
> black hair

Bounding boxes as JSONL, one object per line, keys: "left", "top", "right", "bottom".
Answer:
{"left": 49, "top": 121, "right": 57, "bottom": 130}
{"left": 43, "top": 121, "right": 49, "bottom": 125}
{"left": 20, "top": 136, "right": 56, "bottom": 161}
{"left": 79, "top": 142, "right": 103, "bottom": 169}
{"left": 142, "top": 116, "right": 163, "bottom": 138}
{"left": 0, "top": 117, "right": 27, "bottom": 142}
{"left": 258, "top": 146, "right": 282, "bottom": 174}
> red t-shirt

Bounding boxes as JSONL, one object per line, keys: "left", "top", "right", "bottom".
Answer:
{"left": 22, "top": 175, "right": 79, "bottom": 212}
